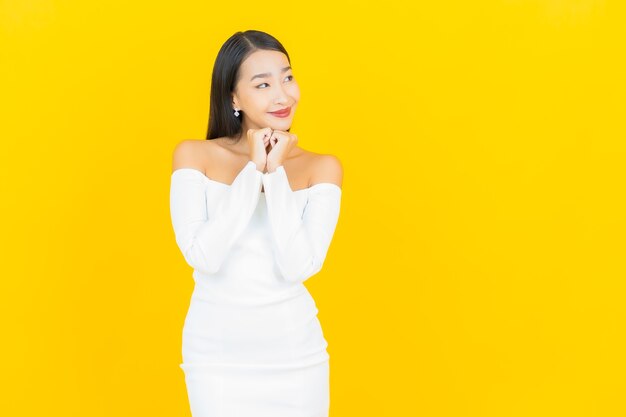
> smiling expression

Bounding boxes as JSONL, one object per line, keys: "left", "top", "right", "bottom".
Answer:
{"left": 232, "top": 49, "right": 300, "bottom": 131}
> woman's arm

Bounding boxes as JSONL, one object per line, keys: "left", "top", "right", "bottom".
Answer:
{"left": 169, "top": 142, "right": 263, "bottom": 275}
{"left": 262, "top": 157, "right": 343, "bottom": 283}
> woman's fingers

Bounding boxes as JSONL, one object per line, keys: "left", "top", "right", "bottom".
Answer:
{"left": 266, "top": 130, "right": 298, "bottom": 169}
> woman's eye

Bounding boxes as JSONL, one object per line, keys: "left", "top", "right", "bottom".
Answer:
{"left": 256, "top": 75, "right": 294, "bottom": 89}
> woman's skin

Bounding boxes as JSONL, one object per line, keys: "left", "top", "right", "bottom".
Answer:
{"left": 172, "top": 49, "right": 343, "bottom": 192}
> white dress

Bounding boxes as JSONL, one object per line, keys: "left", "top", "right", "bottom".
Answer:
{"left": 169, "top": 160, "right": 342, "bottom": 417}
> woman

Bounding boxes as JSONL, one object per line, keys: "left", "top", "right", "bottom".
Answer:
{"left": 169, "top": 30, "right": 343, "bottom": 417}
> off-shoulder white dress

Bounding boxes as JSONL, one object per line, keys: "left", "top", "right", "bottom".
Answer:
{"left": 169, "top": 160, "right": 342, "bottom": 417}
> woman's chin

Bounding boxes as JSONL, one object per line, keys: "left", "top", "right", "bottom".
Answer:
{"left": 266, "top": 119, "right": 293, "bottom": 130}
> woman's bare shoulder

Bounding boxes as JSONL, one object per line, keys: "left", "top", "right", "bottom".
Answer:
{"left": 306, "top": 150, "right": 343, "bottom": 189}
{"left": 171, "top": 139, "right": 217, "bottom": 173}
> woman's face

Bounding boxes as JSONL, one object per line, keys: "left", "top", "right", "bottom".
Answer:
{"left": 232, "top": 49, "right": 300, "bottom": 131}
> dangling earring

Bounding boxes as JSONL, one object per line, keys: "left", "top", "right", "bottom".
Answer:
{"left": 234, "top": 108, "right": 240, "bottom": 117}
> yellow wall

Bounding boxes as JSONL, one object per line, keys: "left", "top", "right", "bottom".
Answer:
{"left": 1, "top": 1, "right": 624, "bottom": 416}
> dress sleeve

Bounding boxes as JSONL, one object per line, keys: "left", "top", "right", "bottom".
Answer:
{"left": 169, "top": 160, "right": 263, "bottom": 275}
{"left": 261, "top": 165, "right": 342, "bottom": 283}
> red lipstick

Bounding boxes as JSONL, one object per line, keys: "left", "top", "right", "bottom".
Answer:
{"left": 269, "top": 107, "right": 291, "bottom": 118}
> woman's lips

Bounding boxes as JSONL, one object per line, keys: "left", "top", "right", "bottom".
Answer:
{"left": 269, "top": 107, "right": 291, "bottom": 118}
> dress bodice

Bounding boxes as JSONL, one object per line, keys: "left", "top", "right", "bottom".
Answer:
{"left": 169, "top": 161, "right": 342, "bottom": 306}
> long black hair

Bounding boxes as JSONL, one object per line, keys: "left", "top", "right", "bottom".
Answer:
{"left": 206, "top": 30, "right": 291, "bottom": 141}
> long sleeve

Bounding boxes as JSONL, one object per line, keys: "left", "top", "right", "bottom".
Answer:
{"left": 169, "top": 160, "right": 263, "bottom": 275}
{"left": 261, "top": 165, "right": 342, "bottom": 283}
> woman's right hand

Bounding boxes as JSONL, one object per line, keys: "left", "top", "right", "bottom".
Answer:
{"left": 246, "top": 128, "right": 273, "bottom": 172}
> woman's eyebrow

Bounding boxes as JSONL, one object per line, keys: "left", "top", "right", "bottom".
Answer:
{"left": 250, "top": 66, "right": 292, "bottom": 82}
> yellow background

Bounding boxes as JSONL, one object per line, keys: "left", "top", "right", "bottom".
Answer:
{"left": 1, "top": 1, "right": 625, "bottom": 415}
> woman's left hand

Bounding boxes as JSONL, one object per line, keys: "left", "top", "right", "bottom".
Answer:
{"left": 266, "top": 129, "right": 297, "bottom": 172}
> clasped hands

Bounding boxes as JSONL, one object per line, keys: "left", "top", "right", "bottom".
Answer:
{"left": 246, "top": 128, "right": 297, "bottom": 174}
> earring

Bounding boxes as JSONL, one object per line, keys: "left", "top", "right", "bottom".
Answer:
{"left": 234, "top": 108, "right": 240, "bottom": 117}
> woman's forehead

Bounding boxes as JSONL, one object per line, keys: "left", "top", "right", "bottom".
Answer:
{"left": 240, "top": 50, "right": 290, "bottom": 76}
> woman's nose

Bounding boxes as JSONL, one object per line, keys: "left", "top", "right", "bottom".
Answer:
{"left": 274, "top": 84, "right": 289, "bottom": 103}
